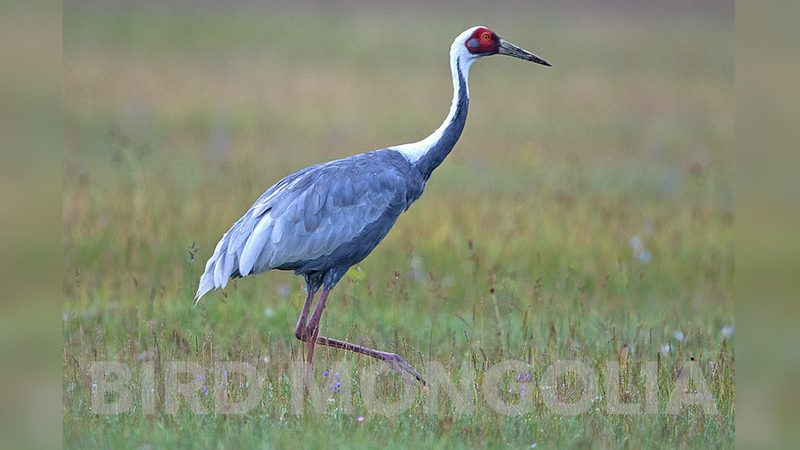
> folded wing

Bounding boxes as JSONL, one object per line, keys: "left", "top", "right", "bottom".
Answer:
{"left": 195, "top": 156, "right": 407, "bottom": 302}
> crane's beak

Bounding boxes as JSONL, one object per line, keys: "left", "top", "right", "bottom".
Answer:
{"left": 498, "top": 39, "right": 551, "bottom": 67}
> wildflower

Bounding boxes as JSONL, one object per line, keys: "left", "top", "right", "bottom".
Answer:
{"left": 629, "top": 235, "right": 652, "bottom": 263}
{"left": 524, "top": 373, "right": 531, "bottom": 382}
{"left": 323, "top": 371, "right": 329, "bottom": 378}
{"left": 358, "top": 416, "right": 364, "bottom": 423}
{"left": 660, "top": 344, "right": 671, "bottom": 355}
{"left": 202, "top": 385, "right": 208, "bottom": 394}
{"left": 672, "top": 331, "right": 685, "bottom": 342}
{"left": 721, "top": 325, "right": 734, "bottom": 338}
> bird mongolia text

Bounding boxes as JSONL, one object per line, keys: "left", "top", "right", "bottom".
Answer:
{"left": 87, "top": 358, "right": 718, "bottom": 416}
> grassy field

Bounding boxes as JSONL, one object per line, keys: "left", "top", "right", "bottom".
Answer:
{"left": 63, "top": 1, "right": 734, "bottom": 447}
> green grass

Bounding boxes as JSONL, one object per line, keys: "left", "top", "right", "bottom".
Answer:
{"left": 63, "top": 2, "right": 734, "bottom": 448}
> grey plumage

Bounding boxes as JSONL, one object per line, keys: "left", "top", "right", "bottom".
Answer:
{"left": 196, "top": 149, "right": 425, "bottom": 298}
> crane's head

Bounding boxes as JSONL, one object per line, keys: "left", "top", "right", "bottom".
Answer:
{"left": 455, "top": 26, "right": 551, "bottom": 67}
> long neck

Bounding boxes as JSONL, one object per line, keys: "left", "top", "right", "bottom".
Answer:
{"left": 393, "top": 53, "right": 472, "bottom": 181}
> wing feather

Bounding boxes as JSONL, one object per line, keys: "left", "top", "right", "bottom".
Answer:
{"left": 238, "top": 215, "right": 272, "bottom": 276}
{"left": 270, "top": 216, "right": 287, "bottom": 244}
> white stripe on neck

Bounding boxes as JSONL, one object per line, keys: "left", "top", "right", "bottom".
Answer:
{"left": 393, "top": 30, "right": 480, "bottom": 164}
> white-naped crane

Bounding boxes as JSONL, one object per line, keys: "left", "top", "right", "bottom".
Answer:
{"left": 195, "top": 26, "right": 550, "bottom": 385}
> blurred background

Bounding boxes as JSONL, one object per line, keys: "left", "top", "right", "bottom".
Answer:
{"left": 59, "top": 0, "right": 743, "bottom": 447}
{"left": 63, "top": 0, "right": 734, "bottom": 300}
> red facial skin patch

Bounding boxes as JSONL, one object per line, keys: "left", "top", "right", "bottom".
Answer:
{"left": 465, "top": 27, "right": 499, "bottom": 54}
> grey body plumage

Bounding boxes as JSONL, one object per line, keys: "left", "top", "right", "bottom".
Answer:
{"left": 197, "top": 148, "right": 426, "bottom": 297}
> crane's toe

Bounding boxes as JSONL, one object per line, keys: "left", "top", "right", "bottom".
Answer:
{"left": 384, "top": 353, "right": 427, "bottom": 386}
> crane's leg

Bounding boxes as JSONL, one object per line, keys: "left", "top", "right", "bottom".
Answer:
{"left": 313, "top": 335, "right": 426, "bottom": 386}
{"left": 304, "top": 288, "right": 330, "bottom": 367}
{"left": 294, "top": 288, "right": 316, "bottom": 341}
{"left": 294, "top": 288, "right": 316, "bottom": 392}
{"left": 301, "top": 287, "right": 426, "bottom": 385}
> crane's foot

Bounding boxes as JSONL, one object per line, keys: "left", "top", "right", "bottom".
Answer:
{"left": 312, "top": 335, "right": 427, "bottom": 386}
{"left": 383, "top": 352, "right": 427, "bottom": 386}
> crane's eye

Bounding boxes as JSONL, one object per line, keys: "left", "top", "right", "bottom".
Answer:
{"left": 480, "top": 32, "right": 492, "bottom": 42}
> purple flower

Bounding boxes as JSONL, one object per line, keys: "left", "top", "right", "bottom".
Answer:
{"left": 202, "top": 385, "right": 208, "bottom": 394}
{"left": 323, "top": 371, "right": 329, "bottom": 378}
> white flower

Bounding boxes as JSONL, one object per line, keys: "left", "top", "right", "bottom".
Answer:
{"left": 721, "top": 325, "right": 734, "bottom": 338}
{"left": 629, "top": 236, "right": 643, "bottom": 252}
{"left": 629, "top": 235, "right": 652, "bottom": 263}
